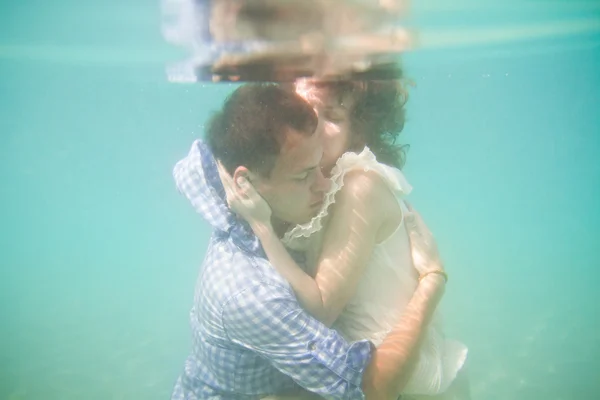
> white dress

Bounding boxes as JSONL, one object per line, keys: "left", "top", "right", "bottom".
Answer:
{"left": 281, "top": 147, "right": 468, "bottom": 396}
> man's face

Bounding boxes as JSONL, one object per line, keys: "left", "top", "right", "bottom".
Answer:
{"left": 251, "top": 128, "right": 329, "bottom": 226}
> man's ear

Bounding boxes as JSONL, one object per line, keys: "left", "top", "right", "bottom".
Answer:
{"left": 232, "top": 166, "right": 258, "bottom": 194}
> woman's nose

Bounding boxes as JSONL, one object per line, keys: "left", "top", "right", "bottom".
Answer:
{"left": 313, "top": 167, "right": 331, "bottom": 193}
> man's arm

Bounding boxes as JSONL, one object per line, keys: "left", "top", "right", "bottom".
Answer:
{"left": 362, "top": 274, "right": 445, "bottom": 399}
{"left": 362, "top": 206, "right": 447, "bottom": 399}
{"left": 256, "top": 276, "right": 444, "bottom": 400}
{"left": 224, "top": 260, "right": 443, "bottom": 400}
{"left": 223, "top": 268, "right": 373, "bottom": 400}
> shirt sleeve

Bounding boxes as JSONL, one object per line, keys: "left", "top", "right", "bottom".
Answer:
{"left": 222, "top": 276, "right": 374, "bottom": 400}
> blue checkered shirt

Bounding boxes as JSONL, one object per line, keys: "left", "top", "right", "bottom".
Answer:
{"left": 170, "top": 140, "right": 373, "bottom": 400}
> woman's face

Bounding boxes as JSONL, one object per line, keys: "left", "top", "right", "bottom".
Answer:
{"left": 296, "top": 82, "right": 357, "bottom": 176}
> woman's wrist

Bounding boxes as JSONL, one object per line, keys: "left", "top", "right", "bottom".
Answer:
{"left": 250, "top": 221, "right": 275, "bottom": 240}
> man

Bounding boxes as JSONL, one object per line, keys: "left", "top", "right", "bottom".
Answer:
{"left": 171, "top": 83, "right": 446, "bottom": 399}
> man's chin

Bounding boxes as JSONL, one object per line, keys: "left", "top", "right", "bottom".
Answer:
{"left": 297, "top": 211, "right": 319, "bottom": 225}
{"left": 273, "top": 210, "right": 319, "bottom": 229}
{"left": 286, "top": 215, "right": 316, "bottom": 227}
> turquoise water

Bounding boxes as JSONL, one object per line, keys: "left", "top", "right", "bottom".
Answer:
{"left": 1, "top": 1, "right": 599, "bottom": 399}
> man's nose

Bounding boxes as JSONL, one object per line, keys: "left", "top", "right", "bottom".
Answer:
{"left": 312, "top": 167, "right": 330, "bottom": 193}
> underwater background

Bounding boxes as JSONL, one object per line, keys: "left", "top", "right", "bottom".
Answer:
{"left": 1, "top": 0, "right": 599, "bottom": 399}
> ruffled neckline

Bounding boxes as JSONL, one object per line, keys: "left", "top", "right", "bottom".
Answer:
{"left": 281, "top": 146, "right": 412, "bottom": 250}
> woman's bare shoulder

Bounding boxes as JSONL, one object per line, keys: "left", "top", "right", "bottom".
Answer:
{"left": 335, "top": 168, "right": 400, "bottom": 219}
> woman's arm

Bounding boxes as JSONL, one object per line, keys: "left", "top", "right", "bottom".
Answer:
{"left": 217, "top": 163, "right": 337, "bottom": 321}
{"left": 238, "top": 169, "right": 397, "bottom": 326}
{"left": 302, "top": 169, "right": 398, "bottom": 325}
{"left": 251, "top": 222, "right": 332, "bottom": 323}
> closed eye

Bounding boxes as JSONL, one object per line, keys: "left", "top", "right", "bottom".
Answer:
{"left": 294, "top": 173, "right": 310, "bottom": 182}
{"left": 324, "top": 108, "right": 346, "bottom": 124}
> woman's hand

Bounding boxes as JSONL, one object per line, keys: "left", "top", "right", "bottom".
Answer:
{"left": 217, "top": 162, "right": 273, "bottom": 232}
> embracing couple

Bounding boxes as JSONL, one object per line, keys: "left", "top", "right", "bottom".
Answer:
{"left": 170, "top": 78, "right": 469, "bottom": 400}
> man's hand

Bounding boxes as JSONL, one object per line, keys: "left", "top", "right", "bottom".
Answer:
{"left": 404, "top": 203, "right": 445, "bottom": 277}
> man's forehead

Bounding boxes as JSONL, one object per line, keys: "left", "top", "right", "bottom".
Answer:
{"left": 274, "top": 130, "right": 322, "bottom": 175}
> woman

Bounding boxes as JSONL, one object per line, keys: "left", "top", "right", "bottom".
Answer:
{"left": 220, "top": 77, "right": 469, "bottom": 399}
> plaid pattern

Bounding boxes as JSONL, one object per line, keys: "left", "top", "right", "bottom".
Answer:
{"left": 170, "top": 140, "right": 373, "bottom": 400}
